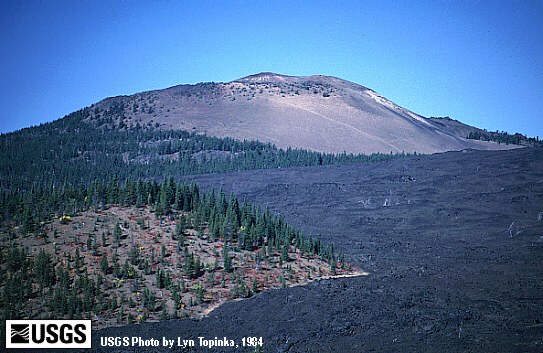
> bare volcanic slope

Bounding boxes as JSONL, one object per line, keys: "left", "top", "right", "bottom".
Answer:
{"left": 85, "top": 73, "right": 513, "bottom": 154}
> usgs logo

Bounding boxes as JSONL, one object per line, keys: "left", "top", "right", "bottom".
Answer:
{"left": 6, "top": 320, "right": 91, "bottom": 349}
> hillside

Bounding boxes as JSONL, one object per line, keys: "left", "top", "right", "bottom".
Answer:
{"left": 91, "top": 147, "right": 543, "bottom": 352}
{"left": 0, "top": 111, "right": 406, "bottom": 194}
{"left": 83, "top": 73, "right": 518, "bottom": 154}
{"left": 0, "top": 180, "right": 359, "bottom": 336}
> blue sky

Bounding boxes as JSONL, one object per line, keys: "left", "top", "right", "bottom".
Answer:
{"left": 1, "top": 1, "right": 542, "bottom": 137}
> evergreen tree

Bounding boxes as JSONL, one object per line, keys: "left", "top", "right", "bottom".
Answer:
{"left": 34, "top": 250, "right": 54, "bottom": 292}
{"left": 223, "top": 246, "right": 233, "bottom": 273}
{"left": 100, "top": 255, "right": 109, "bottom": 274}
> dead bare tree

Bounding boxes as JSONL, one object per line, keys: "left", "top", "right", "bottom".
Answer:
{"left": 508, "top": 222, "right": 514, "bottom": 237}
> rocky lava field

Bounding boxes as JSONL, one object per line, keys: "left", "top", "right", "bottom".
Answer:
{"left": 75, "top": 147, "right": 542, "bottom": 352}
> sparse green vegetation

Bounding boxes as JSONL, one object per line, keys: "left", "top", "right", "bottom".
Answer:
{"left": 0, "top": 180, "right": 358, "bottom": 332}
{"left": 467, "top": 130, "right": 541, "bottom": 146}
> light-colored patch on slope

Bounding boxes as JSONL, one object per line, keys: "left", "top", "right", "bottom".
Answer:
{"left": 365, "top": 90, "right": 432, "bottom": 127}
{"left": 279, "top": 99, "right": 402, "bottom": 152}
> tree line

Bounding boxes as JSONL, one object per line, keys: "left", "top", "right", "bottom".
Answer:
{"left": 1, "top": 178, "right": 333, "bottom": 260}
{"left": 0, "top": 107, "right": 411, "bottom": 193}
{"left": 467, "top": 130, "right": 541, "bottom": 146}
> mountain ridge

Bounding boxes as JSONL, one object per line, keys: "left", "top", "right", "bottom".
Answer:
{"left": 83, "top": 72, "right": 519, "bottom": 154}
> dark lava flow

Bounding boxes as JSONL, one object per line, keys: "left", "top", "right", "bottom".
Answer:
{"left": 66, "top": 148, "right": 543, "bottom": 352}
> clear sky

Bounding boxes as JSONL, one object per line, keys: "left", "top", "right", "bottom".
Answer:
{"left": 1, "top": 1, "right": 542, "bottom": 137}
